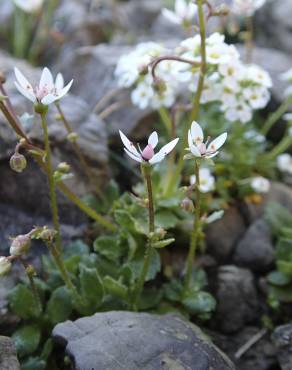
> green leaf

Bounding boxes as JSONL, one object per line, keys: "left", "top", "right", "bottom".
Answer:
{"left": 63, "top": 240, "right": 90, "bottom": 259}
{"left": 103, "top": 276, "right": 128, "bottom": 300}
{"left": 152, "top": 238, "right": 175, "bottom": 249}
{"left": 277, "top": 261, "right": 292, "bottom": 278}
{"left": 21, "top": 357, "right": 46, "bottom": 370}
{"left": 94, "top": 236, "right": 122, "bottom": 262}
{"left": 265, "top": 202, "right": 292, "bottom": 234}
{"left": 138, "top": 287, "right": 163, "bottom": 310}
{"left": 205, "top": 210, "right": 224, "bottom": 224}
{"left": 156, "top": 210, "right": 178, "bottom": 229}
{"left": 12, "top": 325, "right": 41, "bottom": 357}
{"left": 80, "top": 266, "right": 104, "bottom": 308}
{"left": 127, "top": 249, "right": 161, "bottom": 282}
{"left": 182, "top": 291, "right": 216, "bottom": 316}
{"left": 46, "top": 287, "right": 73, "bottom": 325}
{"left": 164, "top": 279, "right": 183, "bottom": 302}
{"left": 267, "top": 271, "right": 292, "bottom": 286}
{"left": 8, "top": 284, "right": 40, "bottom": 319}
{"left": 268, "top": 285, "right": 292, "bottom": 303}
{"left": 276, "top": 238, "right": 292, "bottom": 263}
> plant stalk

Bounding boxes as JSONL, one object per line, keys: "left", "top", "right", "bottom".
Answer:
{"left": 261, "top": 97, "right": 292, "bottom": 136}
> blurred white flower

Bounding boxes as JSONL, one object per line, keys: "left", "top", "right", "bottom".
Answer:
{"left": 162, "top": 0, "right": 197, "bottom": 25}
{"left": 119, "top": 130, "right": 179, "bottom": 165}
{"left": 14, "top": 0, "right": 44, "bottom": 13}
{"left": 277, "top": 154, "right": 292, "bottom": 175}
{"left": 251, "top": 176, "right": 270, "bottom": 193}
{"left": 190, "top": 168, "right": 215, "bottom": 193}
{"left": 231, "top": 0, "right": 266, "bottom": 16}
{"left": 187, "top": 121, "right": 227, "bottom": 159}
{"left": 14, "top": 67, "right": 73, "bottom": 105}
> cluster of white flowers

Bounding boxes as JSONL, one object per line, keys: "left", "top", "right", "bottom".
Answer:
{"left": 13, "top": 0, "right": 44, "bottom": 13}
{"left": 115, "top": 33, "right": 272, "bottom": 124}
{"left": 115, "top": 42, "right": 179, "bottom": 110}
{"left": 176, "top": 33, "right": 272, "bottom": 123}
{"left": 280, "top": 69, "right": 292, "bottom": 98}
{"left": 231, "top": 0, "right": 266, "bottom": 17}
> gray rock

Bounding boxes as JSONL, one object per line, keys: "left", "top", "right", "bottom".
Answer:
{"left": 256, "top": 0, "right": 292, "bottom": 55}
{"left": 206, "top": 207, "right": 246, "bottom": 262}
{"left": 233, "top": 219, "right": 275, "bottom": 272}
{"left": 272, "top": 323, "right": 292, "bottom": 370}
{"left": 212, "top": 326, "right": 278, "bottom": 370}
{"left": 58, "top": 43, "right": 154, "bottom": 137}
{"left": 214, "top": 266, "right": 259, "bottom": 333}
{"left": 0, "top": 336, "right": 20, "bottom": 370}
{"left": 53, "top": 311, "right": 236, "bottom": 370}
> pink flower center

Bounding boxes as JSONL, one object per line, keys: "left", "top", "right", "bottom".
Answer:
{"left": 35, "top": 86, "right": 50, "bottom": 101}
{"left": 198, "top": 143, "right": 206, "bottom": 155}
{"left": 142, "top": 144, "right": 154, "bottom": 160}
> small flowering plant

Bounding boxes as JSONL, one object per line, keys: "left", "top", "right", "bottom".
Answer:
{"left": 119, "top": 130, "right": 179, "bottom": 165}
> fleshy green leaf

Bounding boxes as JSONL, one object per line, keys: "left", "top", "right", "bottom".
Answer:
{"left": 79, "top": 266, "right": 104, "bottom": 308}
{"left": 156, "top": 210, "right": 178, "bottom": 229}
{"left": 12, "top": 325, "right": 41, "bottom": 357}
{"left": 8, "top": 284, "right": 40, "bottom": 319}
{"left": 94, "top": 236, "right": 122, "bottom": 262}
{"left": 152, "top": 238, "right": 175, "bottom": 249}
{"left": 46, "top": 286, "right": 73, "bottom": 325}
{"left": 267, "top": 270, "right": 292, "bottom": 286}
{"left": 182, "top": 291, "right": 216, "bottom": 316}
{"left": 103, "top": 276, "right": 128, "bottom": 300}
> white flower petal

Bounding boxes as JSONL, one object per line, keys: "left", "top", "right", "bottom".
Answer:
{"left": 57, "top": 80, "right": 73, "bottom": 100}
{"left": 14, "top": 82, "right": 36, "bottom": 103}
{"left": 175, "top": 0, "right": 187, "bottom": 17}
{"left": 39, "top": 67, "right": 54, "bottom": 90}
{"left": 41, "top": 93, "right": 57, "bottom": 105}
{"left": 124, "top": 148, "right": 142, "bottom": 163}
{"left": 148, "top": 131, "right": 158, "bottom": 149}
{"left": 14, "top": 67, "right": 34, "bottom": 93}
{"left": 190, "top": 121, "right": 204, "bottom": 144}
{"left": 188, "top": 130, "right": 201, "bottom": 157}
{"left": 149, "top": 138, "right": 179, "bottom": 164}
{"left": 55, "top": 73, "right": 64, "bottom": 91}
{"left": 207, "top": 132, "right": 227, "bottom": 152}
{"left": 119, "top": 130, "right": 141, "bottom": 157}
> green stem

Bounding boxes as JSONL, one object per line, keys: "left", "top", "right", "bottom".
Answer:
{"left": 20, "top": 259, "right": 42, "bottom": 314}
{"left": 40, "top": 112, "right": 62, "bottom": 253}
{"left": 261, "top": 98, "right": 292, "bottom": 136}
{"left": 13, "top": 8, "right": 29, "bottom": 58}
{"left": 184, "top": 160, "right": 201, "bottom": 289}
{"left": 165, "top": 0, "right": 207, "bottom": 196}
{"left": 46, "top": 241, "right": 85, "bottom": 310}
{"left": 265, "top": 136, "right": 292, "bottom": 160}
{"left": 159, "top": 107, "right": 172, "bottom": 137}
{"left": 132, "top": 164, "right": 155, "bottom": 310}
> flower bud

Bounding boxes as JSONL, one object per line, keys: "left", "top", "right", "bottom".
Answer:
{"left": 39, "top": 227, "right": 56, "bottom": 242}
{"left": 0, "top": 257, "right": 11, "bottom": 276}
{"left": 57, "top": 162, "right": 70, "bottom": 174}
{"left": 26, "top": 264, "right": 36, "bottom": 277}
{"left": 181, "top": 197, "right": 194, "bottom": 213}
{"left": 10, "top": 235, "right": 31, "bottom": 256}
{"left": 138, "top": 64, "right": 148, "bottom": 76}
{"left": 67, "top": 132, "right": 79, "bottom": 143}
{"left": 152, "top": 78, "right": 166, "bottom": 94}
{"left": 10, "top": 153, "right": 27, "bottom": 173}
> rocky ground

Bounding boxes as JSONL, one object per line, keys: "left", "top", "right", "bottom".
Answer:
{"left": 0, "top": 0, "right": 292, "bottom": 369}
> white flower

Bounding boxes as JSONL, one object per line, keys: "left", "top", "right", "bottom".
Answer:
{"left": 277, "top": 154, "right": 292, "bottom": 175}
{"left": 162, "top": 0, "right": 197, "bottom": 25}
{"left": 119, "top": 130, "right": 179, "bottom": 165}
{"left": 231, "top": 0, "right": 266, "bottom": 16}
{"left": 251, "top": 176, "right": 270, "bottom": 193}
{"left": 0, "top": 257, "right": 11, "bottom": 277}
{"left": 243, "top": 87, "right": 270, "bottom": 109}
{"left": 14, "top": 67, "right": 73, "bottom": 105}
{"left": 223, "top": 100, "right": 253, "bottom": 124}
{"left": 190, "top": 168, "right": 215, "bottom": 193}
{"left": 13, "top": 0, "right": 44, "bottom": 13}
{"left": 131, "top": 83, "right": 154, "bottom": 110}
{"left": 187, "top": 121, "right": 227, "bottom": 159}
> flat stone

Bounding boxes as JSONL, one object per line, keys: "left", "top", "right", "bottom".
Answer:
{"left": 53, "top": 311, "right": 236, "bottom": 370}
{"left": 0, "top": 336, "right": 20, "bottom": 370}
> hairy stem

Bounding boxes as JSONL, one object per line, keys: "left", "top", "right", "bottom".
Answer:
{"left": 184, "top": 160, "right": 201, "bottom": 289}
{"left": 132, "top": 164, "right": 155, "bottom": 310}
{"left": 40, "top": 112, "right": 62, "bottom": 253}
